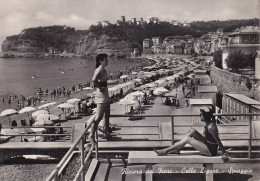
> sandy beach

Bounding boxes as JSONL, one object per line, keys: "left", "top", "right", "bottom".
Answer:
{"left": 3, "top": 54, "right": 249, "bottom": 181}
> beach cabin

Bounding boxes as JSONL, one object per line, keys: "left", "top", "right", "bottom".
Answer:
{"left": 197, "top": 86, "right": 217, "bottom": 106}
{"left": 190, "top": 99, "right": 213, "bottom": 124}
{"left": 252, "top": 105, "right": 260, "bottom": 120}
{"left": 194, "top": 69, "right": 207, "bottom": 75}
{"left": 222, "top": 93, "right": 260, "bottom": 121}
{"left": 194, "top": 74, "right": 211, "bottom": 85}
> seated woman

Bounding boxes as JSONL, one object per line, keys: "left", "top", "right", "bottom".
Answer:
{"left": 154, "top": 107, "right": 229, "bottom": 161}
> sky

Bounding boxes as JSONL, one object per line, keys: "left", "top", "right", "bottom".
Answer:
{"left": 0, "top": 0, "right": 259, "bottom": 46}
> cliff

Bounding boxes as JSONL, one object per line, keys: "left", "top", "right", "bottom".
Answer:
{"left": 1, "top": 19, "right": 257, "bottom": 58}
{"left": 0, "top": 25, "right": 139, "bottom": 58}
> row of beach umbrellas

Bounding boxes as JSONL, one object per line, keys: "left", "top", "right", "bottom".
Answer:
{"left": 0, "top": 98, "right": 81, "bottom": 126}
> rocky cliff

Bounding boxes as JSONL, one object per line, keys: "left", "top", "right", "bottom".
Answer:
{"left": 0, "top": 25, "right": 138, "bottom": 58}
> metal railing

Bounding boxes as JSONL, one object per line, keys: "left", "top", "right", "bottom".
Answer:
{"left": 0, "top": 126, "right": 72, "bottom": 142}
{"left": 46, "top": 116, "right": 96, "bottom": 181}
{"left": 46, "top": 113, "right": 260, "bottom": 181}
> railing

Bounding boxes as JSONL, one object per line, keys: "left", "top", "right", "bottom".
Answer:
{"left": 46, "top": 113, "right": 260, "bottom": 181}
{"left": 0, "top": 126, "right": 72, "bottom": 142}
{"left": 46, "top": 116, "right": 96, "bottom": 181}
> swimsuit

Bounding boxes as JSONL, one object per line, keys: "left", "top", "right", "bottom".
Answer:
{"left": 204, "top": 125, "right": 218, "bottom": 156}
{"left": 94, "top": 69, "right": 110, "bottom": 104}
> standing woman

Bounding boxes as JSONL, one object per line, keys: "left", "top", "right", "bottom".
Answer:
{"left": 154, "top": 107, "right": 229, "bottom": 161}
{"left": 89, "top": 54, "right": 111, "bottom": 144}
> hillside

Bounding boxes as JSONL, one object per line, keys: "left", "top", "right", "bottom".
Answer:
{"left": 0, "top": 18, "right": 258, "bottom": 58}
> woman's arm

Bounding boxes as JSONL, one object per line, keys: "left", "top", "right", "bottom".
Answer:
{"left": 208, "top": 124, "right": 226, "bottom": 154}
{"left": 92, "top": 67, "right": 102, "bottom": 89}
{"left": 208, "top": 124, "right": 229, "bottom": 161}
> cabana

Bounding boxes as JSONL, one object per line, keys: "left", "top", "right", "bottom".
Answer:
{"left": 194, "top": 69, "right": 207, "bottom": 75}
{"left": 222, "top": 93, "right": 260, "bottom": 121}
{"left": 195, "top": 74, "right": 211, "bottom": 85}
{"left": 190, "top": 99, "right": 213, "bottom": 124}
{"left": 197, "top": 86, "right": 218, "bottom": 106}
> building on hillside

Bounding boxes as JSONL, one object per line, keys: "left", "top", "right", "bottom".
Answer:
{"left": 131, "top": 18, "right": 136, "bottom": 24}
{"left": 222, "top": 26, "right": 260, "bottom": 69}
{"left": 151, "top": 17, "right": 159, "bottom": 24}
{"left": 194, "top": 39, "right": 205, "bottom": 55}
{"left": 210, "top": 33, "right": 220, "bottom": 53}
{"left": 137, "top": 18, "right": 144, "bottom": 25}
{"left": 174, "top": 40, "right": 186, "bottom": 54}
{"left": 184, "top": 40, "right": 194, "bottom": 54}
{"left": 219, "top": 34, "right": 229, "bottom": 49}
{"left": 172, "top": 20, "right": 182, "bottom": 26}
{"left": 143, "top": 39, "right": 153, "bottom": 54}
{"left": 152, "top": 37, "right": 162, "bottom": 46}
{"left": 183, "top": 21, "right": 191, "bottom": 28}
{"left": 217, "top": 28, "right": 224, "bottom": 35}
{"left": 101, "top": 20, "right": 110, "bottom": 27}
{"left": 151, "top": 45, "right": 162, "bottom": 54}
{"left": 117, "top": 20, "right": 122, "bottom": 26}
{"left": 96, "top": 22, "right": 102, "bottom": 26}
{"left": 131, "top": 48, "right": 140, "bottom": 58}
{"left": 145, "top": 17, "right": 152, "bottom": 23}
{"left": 121, "top": 16, "right": 125, "bottom": 23}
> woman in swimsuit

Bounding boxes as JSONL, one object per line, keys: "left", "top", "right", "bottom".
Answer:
{"left": 89, "top": 54, "right": 111, "bottom": 144}
{"left": 154, "top": 107, "right": 229, "bottom": 161}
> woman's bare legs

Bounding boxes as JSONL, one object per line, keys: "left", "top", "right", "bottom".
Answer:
{"left": 89, "top": 103, "right": 106, "bottom": 144}
{"left": 103, "top": 103, "right": 111, "bottom": 138}
{"left": 154, "top": 128, "right": 211, "bottom": 156}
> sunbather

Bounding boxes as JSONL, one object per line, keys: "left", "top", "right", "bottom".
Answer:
{"left": 154, "top": 107, "right": 229, "bottom": 161}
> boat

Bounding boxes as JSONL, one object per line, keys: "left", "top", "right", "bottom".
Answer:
{"left": 31, "top": 75, "right": 37, "bottom": 79}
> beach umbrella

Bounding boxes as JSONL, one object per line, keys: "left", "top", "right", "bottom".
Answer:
{"left": 130, "top": 91, "right": 145, "bottom": 97}
{"left": 153, "top": 87, "right": 169, "bottom": 96}
{"left": 118, "top": 99, "right": 136, "bottom": 105}
{"left": 33, "top": 119, "right": 54, "bottom": 126}
{"left": 57, "top": 103, "right": 75, "bottom": 117}
{"left": 32, "top": 110, "right": 49, "bottom": 118}
{"left": 163, "top": 92, "right": 177, "bottom": 97}
{"left": 18, "top": 107, "right": 36, "bottom": 114}
{"left": 0, "top": 109, "right": 18, "bottom": 125}
{"left": 146, "top": 83, "right": 156, "bottom": 88}
{"left": 120, "top": 75, "right": 128, "bottom": 79}
{"left": 38, "top": 102, "right": 56, "bottom": 109}
{"left": 18, "top": 106, "right": 36, "bottom": 119}
{"left": 155, "top": 79, "right": 167, "bottom": 84}
{"left": 83, "top": 87, "right": 93, "bottom": 91}
{"left": 57, "top": 103, "right": 75, "bottom": 109}
{"left": 67, "top": 98, "right": 81, "bottom": 104}
{"left": 118, "top": 99, "right": 136, "bottom": 114}
{"left": 36, "top": 114, "right": 60, "bottom": 122}
{"left": 0, "top": 109, "right": 17, "bottom": 117}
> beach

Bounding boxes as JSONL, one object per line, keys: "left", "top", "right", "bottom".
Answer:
{"left": 0, "top": 54, "right": 188, "bottom": 176}
{"left": 0, "top": 56, "right": 152, "bottom": 113}
{"left": 0, "top": 54, "right": 194, "bottom": 181}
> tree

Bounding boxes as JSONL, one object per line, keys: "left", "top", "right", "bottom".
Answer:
{"left": 213, "top": 49, "right": 223, "bottom": 68}
{"left": 225, "top": 50, "right": 248, "bottom": 71}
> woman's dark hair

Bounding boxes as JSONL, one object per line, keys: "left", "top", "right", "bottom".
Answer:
{"left": 96, "top": 54, "right": 108, "bottom": 68}
{"left": 200, "top": 108, "right": 215, "bottom": 123}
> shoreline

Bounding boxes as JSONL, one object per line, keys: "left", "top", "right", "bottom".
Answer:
{"left": 0, "top": 57, "right": 155, "bottom": 127}
{"left": 0, "top": 51, "right": 132, "bottom": 59}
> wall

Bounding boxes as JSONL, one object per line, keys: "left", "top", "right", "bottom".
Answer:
{"left": 210, "top": 65, "right": 260, "bottom": 101}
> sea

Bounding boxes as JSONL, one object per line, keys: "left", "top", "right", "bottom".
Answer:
{"left": 0, "top": 56, "right": 142, "bottom": 112}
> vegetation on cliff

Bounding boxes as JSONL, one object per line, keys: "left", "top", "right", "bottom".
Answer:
{"left": 1, "top": 18, "right": 258, "bottom": 56}
{"left": 1, "top": 25, "right": 88, "bottom": 53}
